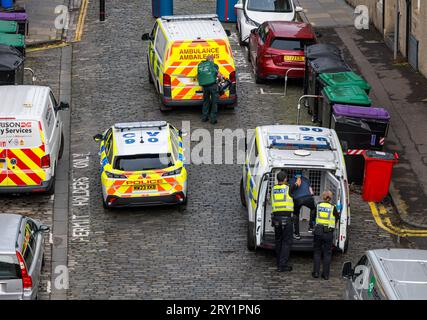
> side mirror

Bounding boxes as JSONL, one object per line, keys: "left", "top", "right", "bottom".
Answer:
{"left": 141, "top": 33, "right": 150, "bottom": 41}
{"left": 342, "top": 261, "right": 354, "bottom": 279}
{"left": 250, "top": 28, "right": 257, "bottom": 34}
{"left": 93, "top": 134, "right": 103, "bottom": 142}
{"left": 234, "top": 3, "right": 243, "bottom": 10}
{"left": 295, "top": 6, "right": 304, "bottom": 13}
{"left": 315, "top": 32, "right": 322, "bottom": 38}
{"left": 38, "top": 225, "right": 50, "bottom": 233}
{"left": 58, "top": 102, "right": 70, "bottom": 110}
{"left": 225, "top": 29, "right": 231, "bottom": 37}
{"left": 179, "top": 130, "right": 188, "bottom": 137}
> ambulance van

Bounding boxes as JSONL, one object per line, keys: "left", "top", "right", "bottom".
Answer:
{"left": 142, "top": 14, "right": 237, "bottom": 110}
{"left": 0, "top": 86, "right": 68, "bottom": 194}
{"left": 240, "top": 125, "right": 350, "bottom": 252}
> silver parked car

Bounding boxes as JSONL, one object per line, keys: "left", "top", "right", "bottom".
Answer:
{"left": 0, "top": 214, "right": 49, "bottom": 300}
{"left": 342, "top": 248, "right": 427, "bottom": 300}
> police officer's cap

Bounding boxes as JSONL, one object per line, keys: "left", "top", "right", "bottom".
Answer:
{"left": 277, "top": 171, "right": 286, "bottom": 182}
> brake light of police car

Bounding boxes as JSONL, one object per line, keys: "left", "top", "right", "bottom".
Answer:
{"left": 229, "top": 71, "right": 236, "bottom": 83}
{"left": 105, "top": 171, "right": 127, "bottom": 179}
{"left": 16, "top": 251, "right": 32, "bottom": 289}
{"left": 162, "top": 167, "right": 182, "bottom": 177}
{"left": 41, "top": 155, "right": 50, "bottom": 168}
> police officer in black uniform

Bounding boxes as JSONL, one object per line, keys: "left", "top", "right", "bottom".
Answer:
{"left": 271, "top": 171, "right": 294, "bottom": 272}
{"left": 312, "top": 190, "right": 340, "bottom": 280}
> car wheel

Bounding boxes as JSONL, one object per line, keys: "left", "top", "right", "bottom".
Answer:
{"left": 247, "top": 221, "right": 256, "bottom": 251}
{"left": 41, "top": 253, "right": 45, "bottom": 268}
{"left": 46, "top": 175, "right": 55, "bottom": 195}
{"left": 255, "top": 64, "right": 264, "bottom": 84}
{"left": 58, "top": 132, "right": 64, "bottom": 160}
{"left": 240, "top": 178, "right": 247, "bottom": 207}
{"left": 102, "top": 196, "right": 109, "bottom": 210}
{"left": 238, "top": 25, "right": 246, "bottom": 46}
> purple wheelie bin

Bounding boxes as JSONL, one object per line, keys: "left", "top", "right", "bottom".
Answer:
{"left": 331, "top": 104, "right": 391, "bottom": 185}
{"left": 0, "top": 12, "right": 28, "bottom": 35}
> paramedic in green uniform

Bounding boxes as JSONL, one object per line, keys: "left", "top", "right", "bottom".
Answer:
{"left": 197, "top": 55, "right": 223, "bottom": 124}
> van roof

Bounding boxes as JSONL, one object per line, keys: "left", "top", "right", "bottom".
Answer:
{"left": 0, "top": 214, "right": 22, "bottom": 253}
{"left": 0, "top": 85, "right": 51, "bottom": 119}
{"left": 257, "top": 125, "right": 341, "bottom": 170}
{"left": 369, "top": 249, "right": 427, "bottom": 300}
{"left": 159, "top": 14, "right": 228, "bottom": 41}
{"left": 113, "top": 122, "right": 170, "bottom": 156}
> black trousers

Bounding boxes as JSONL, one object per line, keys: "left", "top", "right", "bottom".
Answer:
{"left": 293, "top": 195, "right": 316, "bottom": 235}
{"left": 313, "top": 225, "right": 334, "bottom": 277}
{"left": 273, "top": 217, "right": 293, "bottom": 269}
{"left": 202, "top": 83, "right": 218, "bottom": 121}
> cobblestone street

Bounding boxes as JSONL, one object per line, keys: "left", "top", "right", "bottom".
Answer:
{"left": 62, "top": 0, "right": 397, "bottom": 299}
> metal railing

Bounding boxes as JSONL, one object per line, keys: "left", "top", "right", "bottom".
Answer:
{"left": 296, "top": 95, "right": 323, "bottom": 125}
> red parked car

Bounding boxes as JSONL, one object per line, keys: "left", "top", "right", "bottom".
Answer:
{"left": 248, "top": 21, "right": 317, "bottom": 83}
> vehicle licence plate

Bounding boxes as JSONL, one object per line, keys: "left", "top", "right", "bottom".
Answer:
{"left": 134, "top": 185, "right": 157, "bottom": 191}
{"left": 284, "top": 55, "right": 305, "bottom": 62}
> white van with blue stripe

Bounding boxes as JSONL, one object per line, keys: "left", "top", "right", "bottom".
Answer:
{"left": 240, "top": 125, "right": 350, "bottom": 252}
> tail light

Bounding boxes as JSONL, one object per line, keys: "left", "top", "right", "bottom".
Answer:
{"left": 175, "top": 192, "right": 184, "bottom": 201}
{"left": 163, "top": 73, "right": 171, "bottom": 86}
{"left": 229, "top": 71, "right": 236, "bottom": 83}
{"left": 163, "top": 73, "right": 172, "bottom": 98}
{"left": 16, "top": 251, "right": 32, "bottom": 289}
{"left": 41, "top": 155, "right": 50, "bottom": 168}
{"left": 272, "top": 55, "right": 284, "bottom": 64}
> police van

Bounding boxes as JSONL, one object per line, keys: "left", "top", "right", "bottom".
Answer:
{"left": 0, "top": 86, "right": 68, "bottom": 194}
{"left": 93, "top": 121, "right": 187, "bottom": 208}
{"left": 142, "top": 14, "right": 237, "bottom": 110}
{"left": 240, "top": 125, "right": 350, "bottom": 252}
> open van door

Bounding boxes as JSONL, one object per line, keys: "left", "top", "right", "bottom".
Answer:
{"left": 255, "top": 174, "right": 269, "bottom": 247}
{"left": 325, "top": 171, "right": 345, "bottom": 250}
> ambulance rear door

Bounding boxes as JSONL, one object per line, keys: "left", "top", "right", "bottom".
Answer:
{"left": 166, "top": 39, "right": 234, "bottom": 101}
{"left": 324, "top": 171, "right": 346, "bottom": 250}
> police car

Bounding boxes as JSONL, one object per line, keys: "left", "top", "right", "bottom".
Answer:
{"left": 93, "top": 121, "right": 187, "bottom": 208}
{"left": 241, "top": 125, "right": 350, "bottom": 252}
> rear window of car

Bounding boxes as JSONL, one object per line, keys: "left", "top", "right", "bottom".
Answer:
{"left": 247, "top": 0, "right": 292, "bottom": 12}
{"left": 270, "top": 38, "right": 315, "bottom": 51}
{"left": 0, "top": 255, "right": 21, "bottom": 280}
{"left": 114, "top": 154, "right": 173, "bottom": 171}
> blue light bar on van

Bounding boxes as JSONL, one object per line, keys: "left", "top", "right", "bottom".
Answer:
{"left": 162, "top": 14, "right": 218, "bottom": 21}
{"left": 114, "top": 121, "right": 167, "bottom": 130}
{"left": 271, "top": 139, "right": 331, "bottom": 150}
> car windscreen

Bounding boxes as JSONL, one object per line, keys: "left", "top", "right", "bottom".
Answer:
{"left": 0, "top": 255, "right": 21, "bottom": 280}
{"left": 247, "top": 0, "right": 292, "bottom": 12}
{"left": 270, "top": 38, "right": 314, "bottom": 50}
{"left": 114, "top": 154, "right": 173, "bottom": 171}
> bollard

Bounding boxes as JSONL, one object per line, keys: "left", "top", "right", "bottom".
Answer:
{"left": 100, "top": 0, "right": 106, "bottom": 21}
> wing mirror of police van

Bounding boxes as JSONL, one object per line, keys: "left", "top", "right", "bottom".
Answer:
{"left": 57, "top": 102, "right": 70, "bottom": 110}
{"left": 93, "top": 134, "right": 103, "bottom": 142}
{"left": 141, "top": 33, "right": 150, "bottom": 41}
{"left": 37, "top": 225, "right": 50, "bottom": 233}
{"left": 225, "top": 29, "right": 231, "bottom": 37}
{"left": 179, "top": 130, "right": 188, "bottom": 137}
{"left": 342, "top": 261, "right": 354, "bottom": 279}
{"left": 315, "top": 31, "right": 323, "bottom": 38}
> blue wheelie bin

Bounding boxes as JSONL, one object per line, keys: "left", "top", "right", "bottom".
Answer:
{"left": 217, "top": 0, "right": 239, "bottom": 22}
{"left": 152, "top": 0, "right": 173, "bottom": 18}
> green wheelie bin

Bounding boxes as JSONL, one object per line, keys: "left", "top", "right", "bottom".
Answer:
{"left": 318, "top": 71, "right": 371, "bottom": 95}
{"left": 0, "top": 33, "right": 25, "bottom": 55}
{"left": 319, "top": 85, "right": 372, "bottom": 128}
{"left": 0, "top": 20, "right": 18, "bottom": 34}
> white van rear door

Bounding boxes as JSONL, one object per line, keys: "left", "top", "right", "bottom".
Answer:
{"left": 324, "top": 171, "right": 344, "bottom": 249}
{"left": 255, "top": 175, "right": 269, "bottom": 247}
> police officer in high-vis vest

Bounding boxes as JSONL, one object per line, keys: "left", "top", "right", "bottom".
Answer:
{"left": 312, "top": 191, "right": 340, "bottom": 280}
{"left": 271, "top": 171, "right": 294, "bottom": 272}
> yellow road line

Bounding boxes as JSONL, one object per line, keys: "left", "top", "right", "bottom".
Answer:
{"left": 369, "top": 202, "right": 427, "bottom": 237}
{"left": 27, "top": 42, "right": 69, "bottom": 53}
{"left": 74, "top": 0, "right": 89, "bottom": 42}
